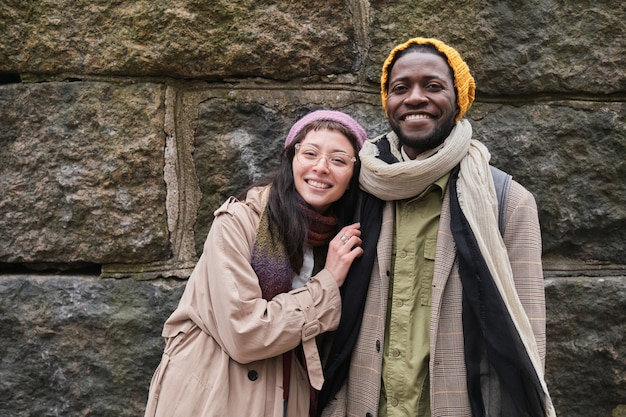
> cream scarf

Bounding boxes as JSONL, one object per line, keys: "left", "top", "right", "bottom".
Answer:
{"left": 359, "top": 120, "right": 555, "bottom": 416}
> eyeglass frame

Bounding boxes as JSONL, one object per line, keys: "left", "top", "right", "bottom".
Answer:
{"left": 294, "top": 143, "right": 357, "bottom": 170}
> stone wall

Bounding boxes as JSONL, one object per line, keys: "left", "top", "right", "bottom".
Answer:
{"left": 0, "top": 1, "right": 624, "bottom": 416}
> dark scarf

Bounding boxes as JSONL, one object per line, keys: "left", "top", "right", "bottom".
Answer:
{"left": 449, "top": 167, "right": 549, "bottom": 416}
{"left": 316, "top": 190, "right": 384, "bottom": 414}
{"left": 252, "top": 199, "right": 338, "bottom": 301}
{"left": 317, "top": 135, "right": 403, "bottom": 414}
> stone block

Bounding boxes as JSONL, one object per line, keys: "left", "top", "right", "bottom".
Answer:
{"left": 0, "top": 274, "right": 186, "bottom": 417}
{"left": 0, "top": 0, "right": 358, "bottom": 80}
{"left": 470, "top": 101, "right": 626, "bottom": 264}
{"left": 187, "top": 86, "right": 385, "bottom": 253}
{"left": 0, "top": 82, "right": 169, "bottom": 266}
{"left": 367, "top": 0, "right": 625, "bottom": 95}
{"left": 545, "top": 276, "right": 626, "bottom": 417}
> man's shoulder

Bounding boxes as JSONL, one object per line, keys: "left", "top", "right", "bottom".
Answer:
{"left": 489, "top": 166, "right": 538, "bottom": 233}
{"left": 508, "top": 178, "right": 537, "bottom": 207}
{"left": 498, "top": 174, "right": 539, "bottom": 231}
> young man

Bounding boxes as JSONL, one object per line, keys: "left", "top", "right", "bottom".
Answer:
{"left": 320, "top": 37, "right": 556, "bottom": 417}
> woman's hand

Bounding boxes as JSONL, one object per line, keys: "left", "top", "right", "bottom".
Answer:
{"left": 324, "top": 222, "right": 364, "bottom": 287}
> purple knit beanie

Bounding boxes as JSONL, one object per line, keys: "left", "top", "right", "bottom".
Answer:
{"left": 284, "top": 110, "right": 368, "bottom": 149}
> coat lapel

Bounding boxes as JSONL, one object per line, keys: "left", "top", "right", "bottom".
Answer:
{"left": 431, "top": 188, "right": 456, "bottom": 341}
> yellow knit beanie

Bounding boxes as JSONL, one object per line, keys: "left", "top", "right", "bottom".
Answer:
{"left": 380, "top": 37, "right": 475, "bottom": 121}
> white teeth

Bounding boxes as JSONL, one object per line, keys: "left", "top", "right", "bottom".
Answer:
{"left": 307, "top": 180, "right": 330, "bottom": 189}
{"left": 405, "top": 114, "right": 430, "bottom": 121}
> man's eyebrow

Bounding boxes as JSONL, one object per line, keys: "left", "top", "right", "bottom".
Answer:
{"left": 389, "top": 74, "right": 449, "bottom": 85}
{"left": 388, "top": 75, "right": 410, "bottom": 84}
{"left": 418, "top": 72, "right": 452, "bottom": 81}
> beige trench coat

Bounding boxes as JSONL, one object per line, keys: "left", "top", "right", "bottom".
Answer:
{"left": 322, "top": 179, "right": 547, "bottom": 417}
{"left": 144, "top": 186, "right": 342, "bottom": 417}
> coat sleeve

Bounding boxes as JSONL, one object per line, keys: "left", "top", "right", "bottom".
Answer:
{"left": 502, "top": 181, "right": 547, "bottom": 367}
{"left": 164, "top": 195, "right": 342, "bottom": 365}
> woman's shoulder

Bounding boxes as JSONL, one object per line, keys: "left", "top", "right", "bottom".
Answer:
{"left": 214, "top": 185, "right": 269, "bottom": 218}
{"left": 206, "top": 185, "right": 270, "bottom": 251}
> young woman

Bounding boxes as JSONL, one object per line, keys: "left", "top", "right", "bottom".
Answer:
{"left": 144, "top": 110, "right": 368, "bottom": 417}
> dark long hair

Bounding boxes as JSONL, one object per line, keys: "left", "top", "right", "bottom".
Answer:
{"left": 241, "top": 120, "right": 362, "bottom": 272}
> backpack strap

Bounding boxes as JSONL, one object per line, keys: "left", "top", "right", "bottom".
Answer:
{"left": 489, "top": 165, "right": 512, "bottom": 235}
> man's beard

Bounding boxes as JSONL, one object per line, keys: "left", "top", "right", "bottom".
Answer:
{"left": 393, "top": 115, "right": 456, "bottom": 154}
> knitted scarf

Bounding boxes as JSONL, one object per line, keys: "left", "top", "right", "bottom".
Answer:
{"left": 355, "top": 120, "right": 556, "bottom": 416}
{"left": 251, "top": 194, "right": 338, "bottom": 417}
{"left": 252, "top": 197, "right": 338, "bottom": 301}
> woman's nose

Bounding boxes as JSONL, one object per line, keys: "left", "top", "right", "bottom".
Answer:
{"left": 312, "top": 156, "right": 331, "bottom": 171}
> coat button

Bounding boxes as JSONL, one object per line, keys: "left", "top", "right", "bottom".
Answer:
{"left": 248, "top": 370, "right": 259, "bottom": 381}
{"left": 366, "top": 413, "right": 373, "bottom": 417}
{"left": 376, "top": 340, "right": 380, "bottom": 352}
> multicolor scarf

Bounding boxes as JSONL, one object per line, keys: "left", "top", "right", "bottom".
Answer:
{"left": 251, "top": 197, "right": 338, "bottom": 301}
{"left": 250, "top": 193, "right": 338, "bottom": 416}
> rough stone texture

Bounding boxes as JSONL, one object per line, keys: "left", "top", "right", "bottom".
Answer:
{"left": 367, "top": 0, "right": 626, "bottom": 95}
{"left": 545, "top": 277, "right": 626, "bottom": 417}
{"left": 2, "top": 1, "right": 623, "bottom": 94}
{"left": 0, "top": 82, "right": 169, "bottom": 266}
{"left": 190, "top": 86, "right": 385, "bottom": 252}
{"left": 0, "top": 0, "right": 623, "bottom": 416}
{"left": 0, "top": 274, "right": 623, "bottom": 417}
{"left": 470, "top": 101, "right": 626, "bottom": 264}
{"left": 186, "top": 95, "right": 626, "bottom": 262}
{"left": 0, "top": 274, "right": 185, "bottom": 417}
{"left": 0, "top": 0, "right": 358, "bottom": 80}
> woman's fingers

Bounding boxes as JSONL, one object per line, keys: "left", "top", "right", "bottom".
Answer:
{"left": 335, "top": 223, "right": 361, "bottom": 246}
{"left": 326, "top": 223, "right": 363, "bottom": 287}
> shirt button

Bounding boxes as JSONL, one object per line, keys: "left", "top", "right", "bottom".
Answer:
{"left": 392, "top": 349, "right": 400, "bottom": 357}
{"left": 398, "top": 250, "right": 407, "bottom": 258}
{"left": 247, "top": 370, "right": 259, "bottom": 381}
{"left": 396, "top": 299, "right": 404, "bottom": 307}
{"left": 391, "top": 398, "right": 399, "bottom": 407}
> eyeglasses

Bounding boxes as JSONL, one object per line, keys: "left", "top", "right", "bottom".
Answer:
{"left": 294, "top": 143, "right": 356, "bottom": 170}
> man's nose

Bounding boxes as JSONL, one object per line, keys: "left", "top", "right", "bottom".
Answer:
{"left": 405, "top": 85, "right": 428, "bottom": 104}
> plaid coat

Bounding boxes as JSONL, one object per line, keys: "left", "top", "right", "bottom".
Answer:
{"left": 322, "top": 179, "right": 546, "bottom": 417}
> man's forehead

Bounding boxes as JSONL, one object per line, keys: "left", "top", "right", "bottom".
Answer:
{"left": 390, "top": 52, "right": 454, "bottom": 81}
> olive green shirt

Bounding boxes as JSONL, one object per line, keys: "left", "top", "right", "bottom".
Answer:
{"left": 379, "top": 172, "right": 450, "bottom": 417}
